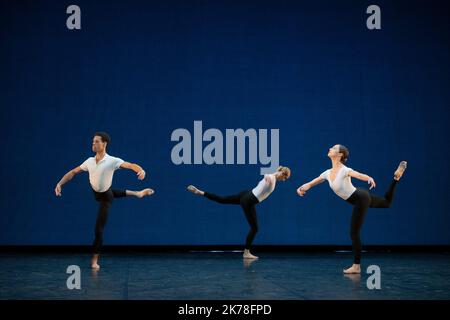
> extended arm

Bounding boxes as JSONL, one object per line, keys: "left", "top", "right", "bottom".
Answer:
{"left": 297, "top": 176, "right": 326, "bottom": 196}
{"left": 120, "top": 162, "right": 147, "bottom": 180}
{"left": 55, "top": 166, "right": 84, "bottom": 196}
{"left": 348, "top": 170, "right": 376, "bottom": 189}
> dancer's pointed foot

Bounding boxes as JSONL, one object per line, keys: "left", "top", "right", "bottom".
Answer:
{"left": 243, "top": 249, "right": 259, "bottom": 260}
{"left": 343, "top": 264, "right": 361, "bottom": 274}
{"left": 394, "top": 161, "right": 407, "bottom": 181}
{"left": 91, "top": 254, "right": 100, "bottom": 270}
{"left": 137, "top": 188, "right": 154, "bottom": 198}
{"left": 187, "top": 185, "right": 204, "bottom": 196}
{"left": 91, "top": 263, "right": 100, "bottom": 270}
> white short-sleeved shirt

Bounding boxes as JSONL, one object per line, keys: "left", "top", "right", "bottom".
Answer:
{"left": 80, "top": 153, "right": 124, "bottom": 192}
{"left": 252, "top": 174, "right": 276, "bottom": 203}
{"left": 320, "top": 165, "right": 356, "bottom": 200}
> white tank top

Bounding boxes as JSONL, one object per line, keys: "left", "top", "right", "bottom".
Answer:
{"left": 320, "top": 165, "right": 356, "bottom": 200}
{"left": 251, "top": 174, "right": 276, "bottom": 202}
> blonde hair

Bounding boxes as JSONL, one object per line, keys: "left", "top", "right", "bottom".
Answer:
{"left": 277, "top": 166, "right": 291, "bottom": 178}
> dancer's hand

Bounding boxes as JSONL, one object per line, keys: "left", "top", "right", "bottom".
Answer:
{"left": 137, "top": 170, "right": 146, "bottom": 180}
{"left": 367, "top": 177, "right": 376, "bottom": 190}
{"left": 297, "top": 184, "right": 310, "bottom": 196}
{"left": 55, "top": 184, "right": 62, "bottom": 197}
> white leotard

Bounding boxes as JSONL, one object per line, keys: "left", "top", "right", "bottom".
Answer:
{"left": 251, "top": 174, "right": 276, "bottom": 202}
{"left": 320, "top": 165, "right": 356, "bottom": 200}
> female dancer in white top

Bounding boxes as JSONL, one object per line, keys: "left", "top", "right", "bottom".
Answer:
{"left": 187, "top": 166, "right": 291, "bottom": 259}
{"left": 297, "top": 144, "right": 407, "bottom": 274}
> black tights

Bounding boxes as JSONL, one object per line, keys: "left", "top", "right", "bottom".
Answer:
{"left": 92, "top": 188, "right": 126, "bottom": 254}
{"left": 345, "top": 179, "right": 398, "bottom": 264}
{"left": 203, "top": 190, "right": 260, "bottom": 250}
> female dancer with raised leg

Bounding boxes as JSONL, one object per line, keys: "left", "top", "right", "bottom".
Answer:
{"left": 187, "top": 166, "right": 291, "bottom": 259}
{"left": 55, "top": 132, "right": 154, "bottom": 269}
{"left": 297, "top": 144, "right": 407, "bottom": 274}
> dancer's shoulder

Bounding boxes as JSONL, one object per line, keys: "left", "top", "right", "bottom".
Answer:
{"left": 320, "top": 169, "right": 330, "bottom": 179}
{"left": 343, "top": 165, "right": 353, "bottom": 172}
{"left": 105, "top": 154, "right": 123, "bottom": 161}
{"left": 81, "top": 156, "right": 95, "bottom": 163}
{"left": 263, "top": 173, "right": 275, "bottom": 180}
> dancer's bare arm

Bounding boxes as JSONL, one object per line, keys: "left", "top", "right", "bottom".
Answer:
{"left": 120, "top": 162, "right": 146, "bottom": 180}
{"left": 348, "top": 170, "right": 376, "bottom": 189}
{"left": 297, "top": 176, "right": 325, "bottom": 196}
{"left": 55, "top": 166, "right": 84, "bottom": 196}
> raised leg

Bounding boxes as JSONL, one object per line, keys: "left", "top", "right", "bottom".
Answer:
{"left": 203, "top": 191, "right": 246, "bottom": 205}
{"left": 369, "top": 179, "right": 398, "bottom": 208}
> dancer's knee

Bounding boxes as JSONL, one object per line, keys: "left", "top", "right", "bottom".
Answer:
{"left": 376, "top": 200, "right": 391, "bottom": 208}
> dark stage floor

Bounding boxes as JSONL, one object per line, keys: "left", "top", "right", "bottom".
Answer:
{"left": 1, "top": 252, "right": 449, "bottom": 300}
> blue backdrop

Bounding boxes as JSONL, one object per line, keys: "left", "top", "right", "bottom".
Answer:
{"left": 0, "top": 0, "right": 449, "bottom": 245}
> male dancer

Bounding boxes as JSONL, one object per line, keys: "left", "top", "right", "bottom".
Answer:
{"left": 55, "top": 132, "right": 154, "bottom": 269}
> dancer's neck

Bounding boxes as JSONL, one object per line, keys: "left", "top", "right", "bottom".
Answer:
{"left": 331, "top": 158, "right": 343, "bottom": 169}
{"left": 95, "top": 151, "right": 106, "bottom": 162}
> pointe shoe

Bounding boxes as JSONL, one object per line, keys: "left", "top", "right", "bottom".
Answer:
{"left": 91, "top": 263, "right": 100, "bottom": 270}
{"left": 187, "top": 185, "right": 202, "bottom": 195}
{"left": 394, "top": 161, "right": 407, "bottom": 181}
{"left": 243, "top": 250, "right": 259, "bottom": 260}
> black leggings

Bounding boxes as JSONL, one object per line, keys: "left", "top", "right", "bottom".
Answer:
{"left": 92, "top": 188, "right": 126, "bottom": 254}
{"left": 203, "top": 190, "right": 260, "bottom": 250}
{"left": 345, "top": 179, "right": 398, "bottom": 264}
